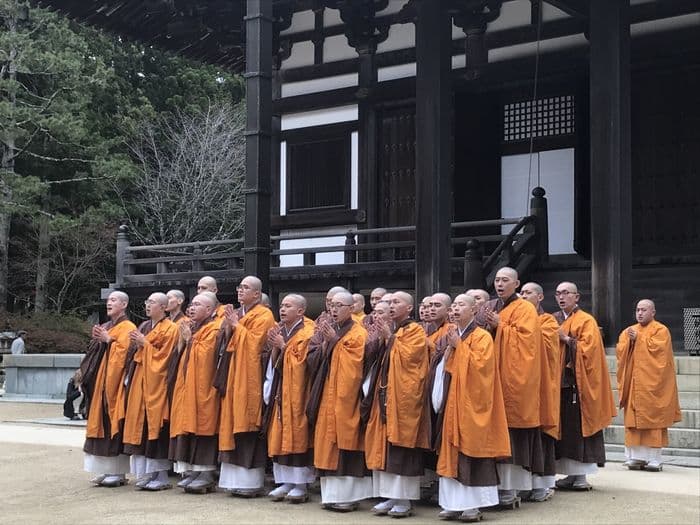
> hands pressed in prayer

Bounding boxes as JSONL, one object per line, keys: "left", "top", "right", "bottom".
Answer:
{"left": 446, "top": 326, "right": 460, "bottom": 349}
{"left": 485, "top": 307, "right": 500, "bottom": 329}
{"left": 374, "top": 317, "right": 392, "bottom": 342}
{"left": 129, "top": 329, "right": 146, "bottom": 347}
{"left": 92, "top": 325, "right": 112, "bottom": 344}
{"left": 319, "top": 320, "right": 335, "bottom": 344}
{"left": 268, "top": 326, "right": 285, "bottom": 350}
{"left": 223, "top": 303, "right": 239, "bottom": 328}
{"left": 179, "top": 321, "right": 192, "bottom": 343}
{"left": 626, "top": 327, "right": 637, "bottom": 341}
{"left": 558, "top": 328, "right": 572, "bottom": 345}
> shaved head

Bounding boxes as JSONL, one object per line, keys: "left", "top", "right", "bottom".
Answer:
{"left": 454, "top": 293, "right": 475, "bottom": 307}
{"left": 371, "top": 287, "right": 387, "bottom": 297}
{"left": 432, "top": 293, "right": 452, "bottom": 307}
{"left": 520, "top": 282, "right": 544, "bottom": 308}
{"left": 370, "top": 287, "right": 388, "bottom": 309}
{"left": 393, "top": 291, "right": 413, "bottom": 306}
{"left": 638, "top": 299, "right": 655, "bottom": 310}
{"left": 197, "top": 291, "right": 218, "bottom": 308}
{"left": 110, "top": 291, "right": 129, "bottom": 304}
{"left": 332, "top": 291, "right": 353, "bottom": 305}
{"left": 327, "top": 286, "right": 349, "bottom": 299}
{"left": 466, "top": 289, "right": 490, "bottom": 306}
{"left": 241, "top": 275, "right": 262, "bottom": 291}
{"left": 197, "top": 276, "right": 218, "bottom": 294}
{"left": 635, "top": 299, "right": 656, "bottom": 326}
{"left": 167, "top": 289, "right": 185, "bottom": 302}
{"left": 149, "top": 292, "right": 169, "bottom": 307}
{"left": 284, "top": 293, "right": 307, "bottom": 309}
{"left": 557, "top": 282, "right": 578, "bottom": 294}
{"left": 496, "top": 266, "right": 518, "bottom": 280}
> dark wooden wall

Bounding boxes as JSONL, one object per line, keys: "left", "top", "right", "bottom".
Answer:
{"left": 631, "top": 66, "right": 700, "bottom": 257}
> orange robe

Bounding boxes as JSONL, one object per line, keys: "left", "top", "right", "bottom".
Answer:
{"left": 437, "top": 326, "right": 511, "bottom": 478}
{"left": 267, "top": 318, "right": 315, "bottom": 457}
{"left": 352, "top": 312, "right": 366, "bottom": 324}
{"left": 539, "top": 312, "right": 563, "bottom": 439}
{"left": 494, "top": 297, "right": 542, "bottom": 428}
{"left": 313, "top": 321, "right": 367, "bottom": 471}
{"left": 86, "top": 318, "right": 137, "bottom": 439}
{"left": 170, "top": 317, "right": 222, "bottom": 438}
{"left": 123, "top": 318, "right": 179, "bottom": 445}
{"left": 215, "top": 304, "right": 226, "bottom": 320}
{"left": 616, "top": 320, "right": 681, "bottom": 447}
{"left": 558, "top": 308, "right": 616, "bottom": 437}
{"left": 365, "top": 321, "right": 430, "bottom": 471}
{"left": 219, "top": 303, "right": 277, "bottom": 450}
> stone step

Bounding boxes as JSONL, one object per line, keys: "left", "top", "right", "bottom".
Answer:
{"left": 604, "top": 425, "right": 700, "bottom": 450}
{"left": 605, "top": 355, "right": 700, "bottom": 375}
{"left": 612, "top": 409, "right": 700, "bottom": 429}
{"left": 608, "top": 373, "right": 700, "bottom": 392}
{"left": 605, "top": 444, "right": 700, "bottom": 463}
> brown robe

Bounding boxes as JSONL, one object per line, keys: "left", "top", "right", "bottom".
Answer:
{"left": 554, "top": 307, "right": 616, "bottom": 465}
{"left": 83, "top": 316, "right": 137, "bottom": 457}
{"left": 616, "top": 320, "right": 681, "bottom": 448}
{"left": 365, "top": 320, "right": 430, "bottom": 477}
{"left": 123, "top": 318, "right": 179, "bottom": 459}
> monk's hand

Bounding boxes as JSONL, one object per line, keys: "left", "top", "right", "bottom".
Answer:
{"left": 224, "top": 304, "right": 239, "bottom": 327}
{"left": 626, "top": 327, "right": 637, "bottom": 341}
{"left": 129, "top": 330, "right": 145, "bottom": 347}
{"left": 320, "top": 321, "right": 335, "bottom": 343}
{"left": 485, "top": 308, "right": 499, "bottom": 329}
{"left": 179, "top": 322, "right": 192, "bottom": 343}
{"left": 446, "top": 326, "right": 460, "bottom": 348}
{"left": 268, "top": 330, "right": 285, "bottom": 350}
{"left": 92, "top": 325, "right": 112, "bottom": 344}
{"left": 377, "top": 319, "right": 392, "bottom": 341}
{"left": 558, "top": 329, "right": 572, "bottom": 345}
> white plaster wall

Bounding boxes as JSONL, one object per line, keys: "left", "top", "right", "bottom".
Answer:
{"left": 279, "top": 226, "right": 356, "bottom": 267}
{"left": 281, "top": 9, "right": 314, "bottom": 35}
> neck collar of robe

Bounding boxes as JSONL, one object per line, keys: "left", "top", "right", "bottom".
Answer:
{"left": 241, "top": 301, "right": 262, "bottom": 317}
{"left": 335, "top": 317, "right": 354, "bottom": 331}
{"left": 498, "top": 293, "right": 519, "bottom": 311}
{"left": 282, "top": 318, "right": 303, "bottom": 339}
{"left": 458, "top": 320, "right": 476, "bottom": 339}
{"left": 107, "top": 314, "right": 128, "bottom": 329}
{"left": 170, "top": 311, "right": 184, "bottom": 323}
{"left": 562, "top": 305, "right": 579, "bottom": 319}
{"left": 193, "top": 315, "right": 214, "bottom": 334}
{"left": 394, "top": 317, "right": 414, "bottom": 331}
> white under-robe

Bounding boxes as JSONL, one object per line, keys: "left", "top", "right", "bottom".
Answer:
{"left": 439, "top": 476, "right": 498, "bottom": 512}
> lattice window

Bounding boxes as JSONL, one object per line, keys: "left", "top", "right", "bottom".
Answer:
{"left": 503, "top": 95, "right": 575, "bottom": 142}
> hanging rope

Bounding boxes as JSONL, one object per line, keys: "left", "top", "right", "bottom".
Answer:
{"left": 526, "top": 0, "right": 544, "bottom": 211}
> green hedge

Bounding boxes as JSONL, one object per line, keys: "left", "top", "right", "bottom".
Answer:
{"left": 1, "top": 313, "right": 90, "bottom": 354}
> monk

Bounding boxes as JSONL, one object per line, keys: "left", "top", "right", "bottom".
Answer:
{"left": 370, "top": 287, "right": 388, "bottom": 310}
{"left": 616, "top": 299, "right": 681, "bottom": 472}
{"left": 427, "top": 293, "right": 454, "bottom": 353}
{"left": 483, "top": 267, "right": 543, "bottom": 507}
{"left": 307, "top": 291, "right": 370, "bottom": 512}
{"left": 361, "top": 298, "right": 392, "bottom": 407}
{"left": 123, "top": 293, "right": 179, "bottom": 491}
{"left": 169, "top": 292, "right": 223, "bottom": 493}
{"left": 82, "top": 291, "right": 137, "bottom": 487}
{"left": 218, "top": 275, "right": 277, "bottom": 496}
{"left": 264, "top": 294, "right": 316, "bottom": 503}
{"left": 520, "top": 282, "right": 562, "bottom": 501}
{"left": 166, "top": 289, "right": 188, "bottom": 324}
{"left": 553, "top": 282, "right": 616, "bottom": 490}
{"left": 436, "top": 294, "right": 511, "bottom": 522}
{"left": 261, "top": 292, "right": 272, "bottom": 309}
{"left": 418, "top": 297, "right": 431, "bottom": 326}
{"left": 468, "top": 289, "right": 491, "bottom": 329}
{"left": 365, "top": 292, "right": 430, "bottom": 518}
{"left": 197, "top": 275, "right": 226, "bottom": 320}
{"left": 352, "top": 293, "right": 366, "bottom": 324}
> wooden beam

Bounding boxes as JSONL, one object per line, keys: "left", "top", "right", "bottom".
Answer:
{"left": 544, "top": 0, "right": 589, "bottom": 18}
{"left": 415, "top": 0, "right": 453, "bottom": 301}
{"left": 244, "top": 0, "right": 273, "bottom": 288}
{"left": 589, "top": 0, "right": 632, "bottom": 341}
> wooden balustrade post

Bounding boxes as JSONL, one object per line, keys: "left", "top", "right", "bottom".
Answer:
{"left": 192, "top": 244, "right": 204, "bottom": 272}
{"left": 345, "top": 231, "right": 357, "bottom": 264}
{"left": 463, "top": 239, "right": 485, "bottom": 290}
{"left": 115, "top": 224, "right": 130, "bottom": 287}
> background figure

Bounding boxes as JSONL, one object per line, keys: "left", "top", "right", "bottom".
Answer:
{"left": 11, "top": 330, "right": 26, "bottom": 355}
{"left": 616, "top": 300, "right": 681, "bottom": 472}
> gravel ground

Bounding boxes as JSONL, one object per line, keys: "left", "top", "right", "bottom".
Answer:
{"left": 1, "top": 402, "right": 698, "bottom": 525}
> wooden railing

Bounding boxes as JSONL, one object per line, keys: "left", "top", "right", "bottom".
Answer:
{"left": 114, "top": 188, "right": 549, "bottom": 291}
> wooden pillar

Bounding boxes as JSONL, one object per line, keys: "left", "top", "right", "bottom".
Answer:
{"left": 415, "top": 1, "right": 453, "bottom": 299}
{"left": 244, "top": 0, "right": 273, "bottom": 289}
{"left": 357, "top": 44, "right": 378, "bottom": 259}
{"left": 589, "top": 0, "right": 631, "bottom": 341}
